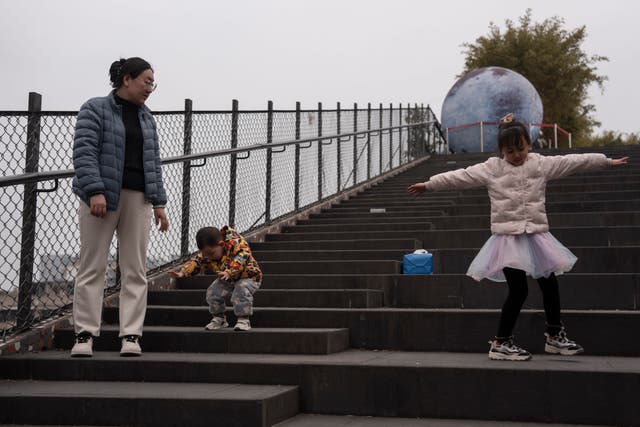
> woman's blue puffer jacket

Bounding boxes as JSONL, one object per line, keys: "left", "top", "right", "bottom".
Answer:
{"left": 72, "top": 91, "right": 167, "bottom": 211}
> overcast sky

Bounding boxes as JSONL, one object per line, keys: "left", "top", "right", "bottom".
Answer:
{"left": 1, "top": 0, "right": 638, "bottom": 134}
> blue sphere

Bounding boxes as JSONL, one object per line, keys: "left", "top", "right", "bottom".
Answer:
{"left": 441, "top": 67, "right": 543, "bottom": 153}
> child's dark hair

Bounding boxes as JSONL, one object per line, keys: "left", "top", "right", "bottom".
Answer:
{"left": 497, "top": 119, "right": 531, "bottom": 154}
{"left": 109, "top": 57, "right": 153, "bottom": 89}
{"left": 196, "top": 227, "right": 222, "bottom": 249}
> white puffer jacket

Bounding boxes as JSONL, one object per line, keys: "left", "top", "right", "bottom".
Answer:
{"left": 424, "top": 153, "right": 613, "bottom": 234}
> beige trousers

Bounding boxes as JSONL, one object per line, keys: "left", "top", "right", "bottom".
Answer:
{"left": 72, "top": 190, "right": 152, "bottom": 337}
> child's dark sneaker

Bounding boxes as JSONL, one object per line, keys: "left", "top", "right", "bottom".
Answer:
{"left": 489, "top": 338, "right": 532, "bottom": 361}
{"left": 545, "top": 328, "right": 584, "bottom": 355}
{"left": 204, "top": 316, "right": 229, "bottom": 330}
{"left": 234, "top": 318, "right": 251, "bottom": 331}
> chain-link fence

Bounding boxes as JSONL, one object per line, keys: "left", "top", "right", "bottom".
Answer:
{"left": 0, "top": 92, "right": 444, "bottom": 339}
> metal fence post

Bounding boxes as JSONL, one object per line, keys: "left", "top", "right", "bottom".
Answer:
{"left": 336, "top": 102, "right": 341, "bottom": 190}
{"left": 379, "top": 103, "right": 383, "bottom": 174}
{"left": 353, "top": 103, "right": 357, "bottom": 186}
{"left": 294, "top": 102, "right": 301, "bottom": 210}
{"left": 389, "top": 103, "right": 393, "bottom": 170}
{"left": 180, "top": 98, "right": 193, "bottom": 257}
{"left": 17, "top": 92, "right": 42, "bottom": 329}
{"left": 398, "top": 103, "right": 403, "bottom": 164}
{"left": 265, "top": 100, "right": 274, "bottom": 223}
{"left": 317, "top": 102, "right": 323, "bottom": 201}
{"left": 366, "top": 103, "right": 371, "bottom": 180}
{"left": 415, "top": 103, "right": 423, "bottom": 156}
{"left": 228, "top": 99, "right": 239, "bottom": 227}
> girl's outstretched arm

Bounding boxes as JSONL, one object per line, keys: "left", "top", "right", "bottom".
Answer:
{"left": 407, "top": 159, "right": 494, "bottom": 196}
{"left": 543, "top": 153, "right": 629, "bottom": 180}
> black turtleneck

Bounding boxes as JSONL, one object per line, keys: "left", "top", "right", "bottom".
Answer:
{"left": 114, "top": 94, "right": 145, "bottom": 192}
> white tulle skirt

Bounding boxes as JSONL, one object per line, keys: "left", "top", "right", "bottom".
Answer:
{"left": 467, "top": 232, "right": 577, "bottom": 282}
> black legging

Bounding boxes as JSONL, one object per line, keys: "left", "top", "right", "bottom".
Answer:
{"left": 496, "top": 267, "right": 562, "bottom": 339}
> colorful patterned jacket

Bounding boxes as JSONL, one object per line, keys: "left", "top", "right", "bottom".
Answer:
{"left": 178, "top": 226, "right": 262, "bottom": 283}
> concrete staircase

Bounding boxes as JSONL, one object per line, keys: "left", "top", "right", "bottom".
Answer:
{"left": 1, "top": 146, "right": 638, "bottom": 426}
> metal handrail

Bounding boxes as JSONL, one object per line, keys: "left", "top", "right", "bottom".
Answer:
{"left": 0, "top": 121, "right": 435, "bottom": 188}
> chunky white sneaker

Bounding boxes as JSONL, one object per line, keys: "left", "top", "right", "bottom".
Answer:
{"left": 120, "top": 335, "right": 142, "bottom": 357}
{"left": 70, "top": 334, "right": 93, "bottom": 357}
{"left": 488, "top": 338, "right": 532, "bottom": 361}
{"left": 204, "top": 316, "right": 229, "bottom": 331}
{"left": 545, "top": 328, "right": 584, "bottom": 355}
{"left": 234, "top": 318, "right": 251, "bottom": 331}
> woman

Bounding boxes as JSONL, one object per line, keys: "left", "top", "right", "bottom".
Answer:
{"left": 70, "top": 57, "right": 169, "bottom": 357}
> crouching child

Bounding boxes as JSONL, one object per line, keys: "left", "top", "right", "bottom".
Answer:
{"left": 170, "top": 226, "right": 262, "bottom": 331}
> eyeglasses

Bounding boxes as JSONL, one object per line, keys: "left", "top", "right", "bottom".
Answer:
{"left": 144, "top": 80, "right": 158, "bottom": 92}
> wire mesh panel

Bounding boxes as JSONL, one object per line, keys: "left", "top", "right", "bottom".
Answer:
{"left": 38, "top": 113, "right": 76, "bottom": 172}
{"left": 270, "top": 112, "right": 297, "bottom": 220}
{"left": 369, "top": 108, "right": 382, "bottom": 178}
{"left": 320, "top": 110, "right": 338, "bottom": 197}
{"left": 0, "top": 114, "right": 28, "bottom": 177}
{"left": 0, "top": 98, "right": 438, "bottom": 339}
{"left": 338, "top": 109, "right": 354, "bottom": 191}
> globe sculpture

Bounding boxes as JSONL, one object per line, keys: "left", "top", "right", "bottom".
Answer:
{"left": 441, "top": 66, "right": 543, "bottom": 153}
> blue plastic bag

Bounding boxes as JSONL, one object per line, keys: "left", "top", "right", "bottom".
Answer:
{"left": 402, "top": 250, "right": 433, "bottom": 274}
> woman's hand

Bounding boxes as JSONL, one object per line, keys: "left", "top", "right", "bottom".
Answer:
{"left": 407, "top": 183, "right": 427, "bottom": 197}
{"left": 90, "top": 194, "right": 107, "bottom": 218}
{"left": 217, "top": 271, "right": 231, "bottom": 281}
{"left": 154, "top": 208, "right": 169, "bottom": 232}
{"left": 168, "top": 271, "right": 184, "bottom": 279}
{"left": 611, "top": 157, "right": 629, "bottom": 166}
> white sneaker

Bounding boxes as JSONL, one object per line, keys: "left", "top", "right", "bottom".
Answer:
{"left": 120, "top": 335, "right": 142, "bottom": 357}
{"left": 204, "top": 316, "right": 229, "bottom": 331}
{"left": 70, "top": 334, "right": 93, "bottom": 357}
{"left": 488, "top": 338, "right": 532, "bottom": 361}
{"left": 234, "top": 318, "right": 251, "bottom": 331}
{"left": 545, "top": 328, "right": 584, "bottom": 355}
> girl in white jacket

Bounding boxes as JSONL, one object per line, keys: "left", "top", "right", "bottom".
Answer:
{"left": 408, "top": 114, "right": 629, "bottom": 361}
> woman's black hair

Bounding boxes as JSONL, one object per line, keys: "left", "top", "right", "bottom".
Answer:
{"left": 497, "top": 119, "right": 532, "bottom": 153}
{"left": 109, "top": 57, "right": 153, "bottom": 89}
{"left": 196, "top": 227, "right": 223, "bottom": 250}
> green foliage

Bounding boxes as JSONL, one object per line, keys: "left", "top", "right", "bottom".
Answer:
{"left": 462, "top": 9, "right": 608, "bottom": 144}
{"left": 583, "top": 131, "right": 640, "bottom": 147}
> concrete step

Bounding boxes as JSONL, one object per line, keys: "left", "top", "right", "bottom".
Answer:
{"left": 339, "top": 190, "right": 640, "bottom": 206}
{"left": 177, "top": 274, "right": 398, "bottom": 306}
{"left": 149, "top": 289, "right": 385, "bottom": 308}
{"left": 244, "top": 247, "right": 637, "bottom": 274}
{"left": 254, "top": 249, "right": 411, "bottom": 261}
{"left": 275, "top": 414, "right": 604, "bottom": 426}
{"left": 128, "top": 306, "right": 640, "bottom": 356}
{"left": 421, "top": 246, "right": 639, "bottom": 274}
{"left": 393, "top": 273, "right": 639, "bottom": 310}
{"left": 270, "top": 226, "right": 640, "bottom": 248}
{"left": 378, "top": 170, "right": 640, "bottom": 183}
{"left": 260, "top": 260, "right": 401, "bottom": 275}
{"left": 55, "top": 325, "right": 350, "bottom": 355}
{"left": 299, "top": 211, "right": 640, "bottom": 228}
{"left": 175, "top": 273, "right": 637, "bottom": 310}
{"left": 325, "top": 199, "right": 640, "bottom": 213}
{"left": 3, "top": 351, "right": 636, "bottom": 425}
{"left": 0, "top": 380, "right": 299, "bottom": 427}
{"left": 371, "top": 172, "right": 640, "bottom": 187}
{"left": 251, "top": 238, "right": 422, "bottom": 252}
{"left": 360, "top": 181, "right": 640, "bottom": 197}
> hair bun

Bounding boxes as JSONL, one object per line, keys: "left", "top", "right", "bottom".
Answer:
{"left": 108, "top": 58, "right": 128, "bottom": 84}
